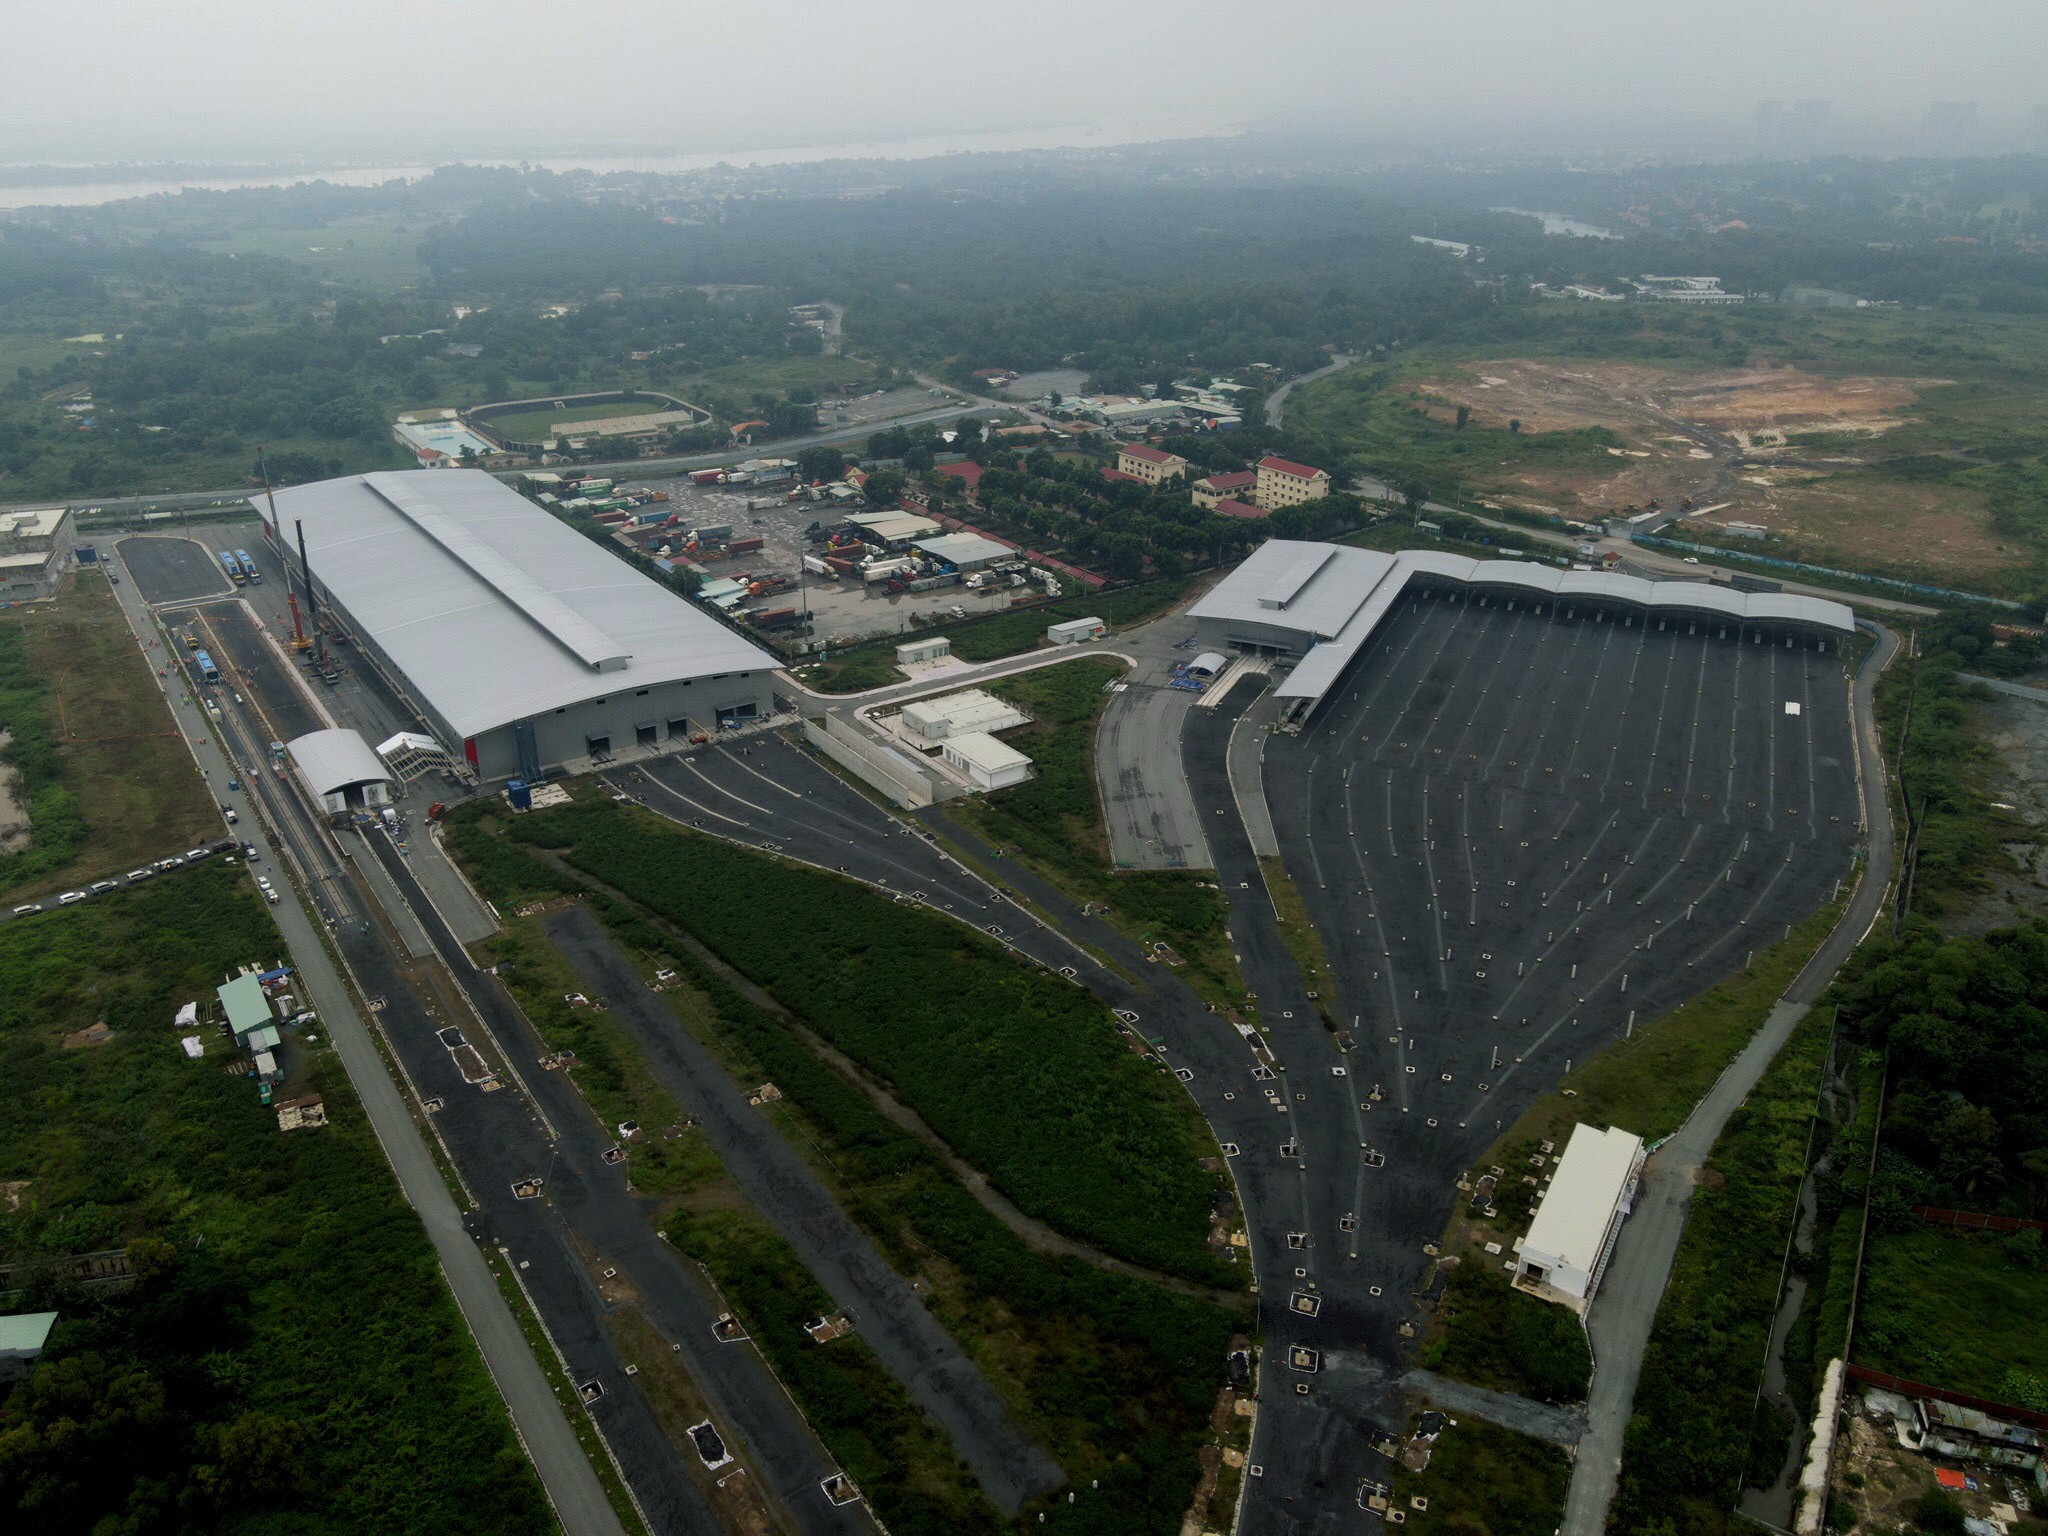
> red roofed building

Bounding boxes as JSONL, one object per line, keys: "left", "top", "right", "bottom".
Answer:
{"left": 1100, "top": 466, "right": 1144, "bottom": 485}
{"left": 1191, "top": 469, "right": 1257, "bottom": 509}
{"left": 1115, "top": 443, "right": 1188, "bottom": 486}
{"left": 1212, "top": 498, "right": 1268, "bottom": 520}
{"left": 940, "top": 460, "right": 986, "bottom": 492}
{"left": 1254, "top": 455, "right": 1331, "bottom": 511}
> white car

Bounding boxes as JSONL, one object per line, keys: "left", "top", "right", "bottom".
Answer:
{"left": 256, "top": 877, "right": 274, "bottom": 891}
{"left": 89, "top": 880, "right": 119, "bottom": 894}
{"left": 126, "top": 868, "right": 152, "bottom": 881}
{"left": 1682, "top": 556, "right": 1699, "bottom": 565}
{"left": 58, "top": 891, "right": 87, "bottom": 905}
{"left": 13, "top": 903, "right": 41, "bottom": 915}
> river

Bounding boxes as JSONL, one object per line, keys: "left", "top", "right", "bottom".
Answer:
{"left": 1491, "top": 207, "right": 1623, "bottom": 239}
{"left": 0, "top": 118, "right": 1238, "bottom": 212}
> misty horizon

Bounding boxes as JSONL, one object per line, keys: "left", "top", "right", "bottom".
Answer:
{"left": 7, "top": 0, "right": 2048, "bottom": 171}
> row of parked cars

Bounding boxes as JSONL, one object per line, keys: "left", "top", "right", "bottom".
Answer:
{"left": 13, "top": 837, "right": 257, "bottom": 916}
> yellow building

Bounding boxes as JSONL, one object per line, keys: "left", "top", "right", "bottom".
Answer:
{"left": 1190, "top": 469, "right": 1257, "bottom": 509}
{"left": 1116, "top": 444, "right": 1188, "bottom": 486}
{"left": 1254, "top": 455, "right": 1331, "bottom": 510}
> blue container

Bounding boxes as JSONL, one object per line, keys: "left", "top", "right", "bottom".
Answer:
{"left": 507, "top": 779, "right": 533, "bottom": 810}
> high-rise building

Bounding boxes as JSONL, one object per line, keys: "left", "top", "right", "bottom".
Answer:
{"left": 1754, "top": 98, "right": 1829, "bottom": 156}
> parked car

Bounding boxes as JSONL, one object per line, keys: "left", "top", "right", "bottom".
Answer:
{"left": 58, "top": 891, "right": 87, "bottom": 905}
{"left": 89, "top": 880, "right": 118, "bottom": 894}
{"left": 227, "top": 779, "right": 241, "bottom": 791}
{"left": 13, "top": 903, "right": 42, "bottom": 915}
{"left": 184, "top": 847, "right": 209, "bottom": 860}
{"left": 126, "top": 868, "right": 152, "bottom": 881}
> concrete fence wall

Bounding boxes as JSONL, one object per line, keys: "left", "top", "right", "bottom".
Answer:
{"left": 801, "top": 716, "right": 956, "bottom": 809}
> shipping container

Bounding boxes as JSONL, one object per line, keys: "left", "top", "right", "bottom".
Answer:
{"left": 724, "top": 536, "right": 765, "bottom": 555}
{"left": 689, "top": 469, "right": 723, "bottom": 485}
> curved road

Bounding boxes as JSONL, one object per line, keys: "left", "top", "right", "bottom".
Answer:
{"left": 1558, "top": 618, "right": 1898, "bottom": 1536}
{"left": 1264, "top": 353, "right": 1356, "bottom": 428}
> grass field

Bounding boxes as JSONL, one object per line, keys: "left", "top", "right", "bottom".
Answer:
{"left": 1390, "top": 1416, "right": 1572, "bottom": 1536}
{"left": 0, "top": 867, "right": 550, "bottom": 1535}
{"left": 0, "top": 574, "right": 218, "bottom": 900}
{"left": 0, "top": 333, "right": 101, "bottom": 380}
{"left": 188, "top": 221, "right": 430, "bottom": 290}
{"left": 474, "top": 796, "right": 1236, "bottom": 1284}
{"left": 1853, "top": 1225, "right": 2048, "bottom": 1407}
{"left": 447, "top": 830, "right": 1244, "bottom": 1536}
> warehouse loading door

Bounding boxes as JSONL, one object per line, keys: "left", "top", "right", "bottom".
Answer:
{"left": 715, "top": 702, "right": 758, "bottom": 729}
{"left": 636, "top": 723, "right": 657, "bottom": 748}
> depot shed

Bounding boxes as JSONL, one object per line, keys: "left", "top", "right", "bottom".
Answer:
{"left": 896, "top": 636, "right": 951, "bottom": 666}
{"left": 899, "top": 688, "right": 1028, "bottom": 743}
{"left": 942, "top": 731, "right": 1032, "bottom": 790}
{"left": 287, "top": 728, "right": 394, "bottom": 818}
{"left": 1513, "top": 1123, "right": 1646, "bottom": 1315}
{"left": 1048, "top": 616, "right": 1105, "bottom": 645}
{"left": 0, "top": 1312, "right": 58, "bottom": 1384}
{"left": 217, "top": 973, "right": 275, "bottom": 1046}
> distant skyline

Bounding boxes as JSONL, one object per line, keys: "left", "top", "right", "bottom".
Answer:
{"left": 6, "top": 0, "right": 2048, "bottom": 167}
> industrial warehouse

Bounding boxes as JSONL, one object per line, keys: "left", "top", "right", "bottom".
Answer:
{"left": 249, "top": 469, "right": 777, "bottom": 781}
{"left": 1189, "top": 540, "right": 1856, "bottom": 718}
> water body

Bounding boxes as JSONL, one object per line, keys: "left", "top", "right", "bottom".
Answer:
{"left": 0, "top": 118, "right": 1236, "bottom": 212}
{"left": 1492, "top": 207, "right": 1624, "bottom": 239}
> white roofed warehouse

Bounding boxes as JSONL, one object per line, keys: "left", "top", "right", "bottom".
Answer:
{"left": 1513, "top": 1123, "right": 1647, "bottom": 1315}
{"left": 1190, "top": 540, "right": 1854, "bottom": 722}
{"left": 251, "top": 470, "right": 776, "bottom": 782}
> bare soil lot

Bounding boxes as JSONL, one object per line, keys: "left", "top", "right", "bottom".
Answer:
{"left": 1406, "top": 359, "right": 2019, "bottom": 581}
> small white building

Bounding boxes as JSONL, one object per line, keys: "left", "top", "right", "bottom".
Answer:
{"left": 1048, "top": 616, "right": 1105, "bottom": 645}
{"left": 1513, "top": 1122, "right": 1646, "bottom": 1315}
{"left": 0, "top": 1311, "right": 57, "bottom": 1384}
{"left": 942, "top": 731, "right": 1032, "bottom": 790}
{"left": 1188, "top": 651, "right": 1229, "bottom": 680}
{"left": 896, "top": 636, "right": 951, "bottom": 666}
{"left": 898, "top": 689, "right": 1028, "bottom": 742}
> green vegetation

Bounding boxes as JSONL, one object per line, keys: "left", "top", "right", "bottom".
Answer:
{"left": 1880, "top": 612, "right": 2039, "bottom": 921}
{"left": 948, "top": 659, "right": 1237, "bottom": 1004}
{"left": 480, "top": 796, "right": 1234, "bottom": 1284}
{"left": 795, "top": 646, "right": 902, "bottom": 694}
{"left": 1610, "top": 1007, "right": 1833, "bottom": 1536}
{"left": 1491, "top": 899, "right": 1845, "bottom": 1158}
{"left": 1391, "top": 1417, "right": 1571, "bottom": 1536}
{"left": 1801, "top": 919, "right": 2048, "bottom": 1416}
{"left": 1422, "top": 1261, "right": 1592, "bottom": 1404}
{"left": 1856, "top": 1226, "right": 2048, "bottom": 1405}
{"left": 0, "top": 868, "right": 549, "bottom": 1535}
{"left": 0, "top": 575, "right": 217, "bottom": 899}
{"left": 668, "top": 1205, "right": 1004, "bottom": 1536}
{"left": 448, "top": 823, "right": 1242, "bottom": 1535}
{"left": 480, "top": 918, "right": 720, "bottom": 1198}
{"left": 1290, "top": 363, "right": 1623, "bottom": 501}
{"left": 1257, "top": 856, "right": 1337, "bottom": 1023}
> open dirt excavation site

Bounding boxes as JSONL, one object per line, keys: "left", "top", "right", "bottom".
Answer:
{"left": 1407, "top": 360, "right": 2013, "bottom": 583}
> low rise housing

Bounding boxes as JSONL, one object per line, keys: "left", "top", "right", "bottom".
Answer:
{"left": 1116, "top": 444, "right": 1188, "bottom": 485}
{"left": 1254, "top": 456, "right": 1331, "bottom": 511}
{"left": 0, "top": 1312, "right": 58, "bottom": 1384}
{"left": 1513, "top": 1123, "right": 1646, "bottom": 1315}
{"left": 1636, "top": 274, "right": 1743, "bottom": 304}
{"left": 1048, "top": 616, "right": 1105, "bottom": 644}
{"left": 898, "top": 689, "right": 1028, "bottom": 742}
{"left": 1213, "top": 498, "right": 1268, "bottom": 520}
{"left": 1192, "top": 470, "right": 1257, "bottom": 508}
{"left": 942, "top": 731, "right": 1032, "bottom": 790}
{"left": 0, "top": 507, "right": 77, "bottom": 601}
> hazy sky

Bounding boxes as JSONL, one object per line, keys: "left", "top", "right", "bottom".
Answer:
{"left": 8, "top": 0, "right": 2047, "bottom": 164}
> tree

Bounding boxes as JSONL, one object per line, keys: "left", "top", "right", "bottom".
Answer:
{"left": 1509, "top": 418, "right": 1522, "bottom": 434}
{"left": 1400, "top": 479, "right": 1429, "bottom": 514}
{"left": 797, "top": 446, "right": 846, "bottom": 485}
{"left": 863, "top": 468, "right": 907, "bottom": 505}
{"left": 1455, "top": 404, "right": 1471, "bottom": 430}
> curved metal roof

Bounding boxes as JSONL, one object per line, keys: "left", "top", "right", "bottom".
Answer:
{"left": 1189, "top": 541, "right": 1854, "bottom": 712}
{"left": 287, "top": 728, "right": 392, "bottom": 796}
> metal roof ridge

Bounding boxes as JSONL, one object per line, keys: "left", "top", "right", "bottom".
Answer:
{"left": 361, "top": 471, "right": 631, "bottom": 673}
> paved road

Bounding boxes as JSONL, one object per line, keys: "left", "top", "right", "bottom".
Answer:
{"left": 99, "top": 557, "right": 633, "bottom": 1536}
{"left": 1401, "top": 1369, "right": 1585, "bottom": 1448}
{"left": 1960, "top": 671, "right": 2048, "bottom": 705}
{"left": 1265, "top": 353, "right": 1356, "bottom": 428}
{"left": 1189, "top": 592, "right": 1864, "bottom": 1531}
{"left": 1558, "top": 620, "right": 1898, "bottom": 1536}
{"left": 546, "top": 903, "right": 1065, "bottom": 1514}
{"left": 1096, "top": 682, "right": 1212, "bottom": 869}
{"left": 28, "top": 404, "right": 1000, "bottom": 524}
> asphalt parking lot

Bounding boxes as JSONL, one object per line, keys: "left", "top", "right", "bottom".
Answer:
{"left": 117, "top": 533, "right": 235, "bottom": 605}
{"left": 1184, "top": 591, "right": 1860, "bottom": 1531}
